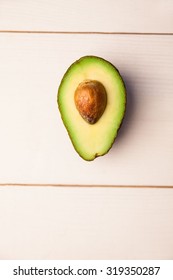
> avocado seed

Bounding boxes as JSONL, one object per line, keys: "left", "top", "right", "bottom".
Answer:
{"left": 74, "top": 80, "right": 107, "bottom": 124}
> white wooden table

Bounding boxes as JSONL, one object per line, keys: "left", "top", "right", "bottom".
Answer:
{"left": 0, "top": 0, "right": 173, "bottom": 259}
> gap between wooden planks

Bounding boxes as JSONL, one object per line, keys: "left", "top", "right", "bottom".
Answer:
{"left": 0, "top": 30, "right": 173, "bottom": 35}
{"left": 0, "top": 184, "right": 173, "bottom": 188}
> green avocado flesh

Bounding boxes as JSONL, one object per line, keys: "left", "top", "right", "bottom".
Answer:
{"left": 58, "top": 56, "right": 126, "bottom": 161}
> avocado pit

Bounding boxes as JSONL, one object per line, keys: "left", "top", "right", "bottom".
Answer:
{"left": 74, "top": 80, "right": 107, "bottom": 124}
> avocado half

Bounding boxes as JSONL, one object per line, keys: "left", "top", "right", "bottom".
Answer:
{"left": 58, "top": 56, "right": 126, "bottom": 161}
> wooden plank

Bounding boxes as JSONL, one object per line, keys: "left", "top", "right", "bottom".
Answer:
{"left": 0, "top": 186, "right": 173, "bottom": 259}
{"left": 0, "top": 0, "right": 172, "bottom": 33}
{"left": 0, "top": 33, "right": 173, "bottom": 186}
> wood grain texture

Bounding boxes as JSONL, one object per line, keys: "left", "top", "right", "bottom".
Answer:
{"left": 0, "top": 33, "right": 173, "bottom": 186}
{"left": 0, "top": 0, "right": 172, "bottom": 33}
{"left": 0, "top": 186, "right": 173, "bottom": 259}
